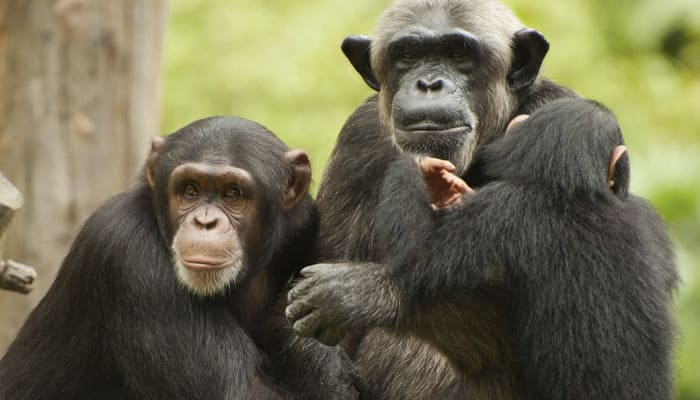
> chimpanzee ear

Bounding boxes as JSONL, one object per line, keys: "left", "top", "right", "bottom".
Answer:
{"left": 146, "top": 136, "right": 166, "bottom": 190}
{"left": 342, "top": 35, "right": 380, "bottom": 91}
{"left": 283, "top": 149, "right": 311, "bottom": 211}
{"left": 608, "top": 145, "right": 630, "bottom": 195}
{"left": 508, "top": 28, "right": 549, "bottom": 92}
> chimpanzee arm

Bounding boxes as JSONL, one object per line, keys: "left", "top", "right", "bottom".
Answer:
{"left": 287, "top": 154, "right": 509, "bottom": 348}
{"left": 286, "top": 154, "right": 433, "bottom": 344}
{"left": 376, "top": 154, "right": 508, "bottom": 296}
{"left": 371, "top": 154, "right": 513, "bottom": 365}
{"left": 260, "top": 293, "right": 365, "bottom": 400}
{"left": 375, "top": 154, "right": 436, "bottom": 263}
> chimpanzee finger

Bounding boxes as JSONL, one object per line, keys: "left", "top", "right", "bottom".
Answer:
{"left": 443, "top": 192, "right": 465, "bottom": 207}
{"left": 420, "top": 157, "right": 456, "bottom": 174}
{"left": 435, "top": 158, "right": 457, "bottom": 173}
{"left": 440, "top": 169, "right": 474, "bottom": 195}
{"left": 285, "top": 297, "right": 315, "bottom": 322}
{"left": 299, "top": 263, "right": 335, "bottom": 278}
{"left": 292, "top": 310, "right": 322, "bottom": 338}
{"left": 288, "top": 272, "right": 321, "bottom": 302}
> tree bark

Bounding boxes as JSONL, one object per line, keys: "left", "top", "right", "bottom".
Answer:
{"left": 0, "top": 0, "right": 168, "bottom": 353}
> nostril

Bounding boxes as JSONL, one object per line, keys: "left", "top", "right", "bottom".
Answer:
{"left": 416, "top": 78, "right": 444, "bottom": 92}
{"left": 416, "top": 79, "right": 429, "bottom": 91}
{"left": 429, "top": 79, "right": 443, "bottom": 91}
{"left": 194, "top": 216, "right": 218, "bottom": 230}
{"left": 203, "top": 220, "right": 217, "bottom": 230}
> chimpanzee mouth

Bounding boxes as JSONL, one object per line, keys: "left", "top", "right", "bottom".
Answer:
{"left": 394, "top": 124, "right": 474, "bottom": 163}
{"left": 181, "top": 258, "right": 233, "bottom": 271}
{"left": 396, "top": 124, "right": 471, "bottom": 137}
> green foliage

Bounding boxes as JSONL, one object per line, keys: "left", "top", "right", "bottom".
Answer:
{"left": 163, "top": 0, "right": 388, "bottom": 192}
{"left": 162, "top": 0, "right": 700, "bottom": 397}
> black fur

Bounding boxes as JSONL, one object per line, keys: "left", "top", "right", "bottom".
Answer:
{"left": 290, "top": 99, "right": 679, "bottom": 399}
{"left": 299, "top": 0, "right": 578, "bottom": 398}
{"left": 0, "top": 117, "right": 359, "bottom": 400}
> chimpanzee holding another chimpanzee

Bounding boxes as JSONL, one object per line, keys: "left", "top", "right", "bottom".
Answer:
{"left": 299, "top": 0, "right": 579, "bottom": 397}
{"left": 0, "top": 116, "right": 361, "bottom": 400}
{"left": 287, "top": 98, "right": 679, "bottom": 400}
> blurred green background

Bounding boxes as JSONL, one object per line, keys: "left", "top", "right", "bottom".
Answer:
{"left": 161, "top": 0, "right": 700, "bottom": 398}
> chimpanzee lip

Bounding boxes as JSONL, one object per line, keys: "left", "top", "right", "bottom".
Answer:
{"left": 396, "top": 125, "right": 470, "bottom": 136}
{"left": 181, "top": 258, "right": 231, "bottom": 271}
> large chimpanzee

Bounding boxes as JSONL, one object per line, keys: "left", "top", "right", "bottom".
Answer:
{"left": 288, "top": 98, "right": 679, "bottom": 399}
{"left": 0, "top": 117, "right": 360, "bottom": 400}
{"left": 299, "top": 0, "right": 577, "bottom": 398}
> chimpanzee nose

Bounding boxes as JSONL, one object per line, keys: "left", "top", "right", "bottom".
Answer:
{"left": 194, "top": 208, "right": 219, "bottom": 230}
{"left": 417, "top": 78, "right": 444, "bottom": 92}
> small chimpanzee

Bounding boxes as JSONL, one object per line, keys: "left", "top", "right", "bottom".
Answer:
{"left": 288, "top": 98, "right": 679, "bottom": 400}
{"left": 0, "top": 117, "right": 360, "bottom": 400}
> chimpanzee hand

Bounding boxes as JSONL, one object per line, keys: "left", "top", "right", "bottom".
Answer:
{"left": 286, "top": 262, "right": 399, "bottom": 346}
{"left": 417, "top": 156, "right": 474, "bottom": 209}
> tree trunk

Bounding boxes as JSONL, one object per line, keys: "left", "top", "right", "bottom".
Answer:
{"left": 0, "top": 0, "right": 168, "bottom": 353}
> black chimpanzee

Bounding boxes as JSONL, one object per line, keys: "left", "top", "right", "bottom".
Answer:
{"left": 0, "top": 116, "right": 360, "bottom": 400}
{"left": 305, "top": 0, "right": 578, "bottom": 397}
{"left": 288, "top": 98, "right": 679, "bottom": 400}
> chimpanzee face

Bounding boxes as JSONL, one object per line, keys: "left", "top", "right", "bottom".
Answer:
{"left": 342, "top": 2, "right": 549, "bottom": 174}
{"left": 167, "top": 162, "right": 258, "bottom": 296}
{"left": 145, "top": 117, "right": 312, "bottom": 298}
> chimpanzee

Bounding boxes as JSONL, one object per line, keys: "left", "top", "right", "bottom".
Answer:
{"left": 306, "top": 0, "right": 578, "bottom": 397}
{"left": 288, "top": 98, "right": 679, "bottom": 400}
{"left": 0, "top": 116, "right": 360, "bottom": 400}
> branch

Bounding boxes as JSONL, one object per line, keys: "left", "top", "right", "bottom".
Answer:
{"left": 0, "top": 171, "right": 37, "bottom": 293}
{"left": 0, "top": 259, "right": 36, "bottom": 294}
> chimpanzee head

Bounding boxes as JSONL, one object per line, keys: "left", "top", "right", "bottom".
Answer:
{"left": 485, "top": 98, "right": 630, "bottom": 197}
{"left": 341, "top": 0, "right": 550, "bottom": 174}
{"left": 146, "top": 117, "right": 313, "bottom": 297}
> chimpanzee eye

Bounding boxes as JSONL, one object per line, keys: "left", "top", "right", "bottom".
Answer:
{"left": 393, "top": 49, "right": 420, "bottom": 72}
{"left": 449, "top": 52, "right": 467, "bottom": 62}
{"left": 400, "top": 51, "right": 418, "bottom": 63}
{"left": 183, "top": 183, "right": 199, "bottom": 197}
{"left": 223, "top": 185, "right": 242, "bottom": 199}
{"left": 447, "top": 51, "right": 475, "bottom": 72}
{"left": 397, "top": 50, "right": 421, "bottom": 70}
